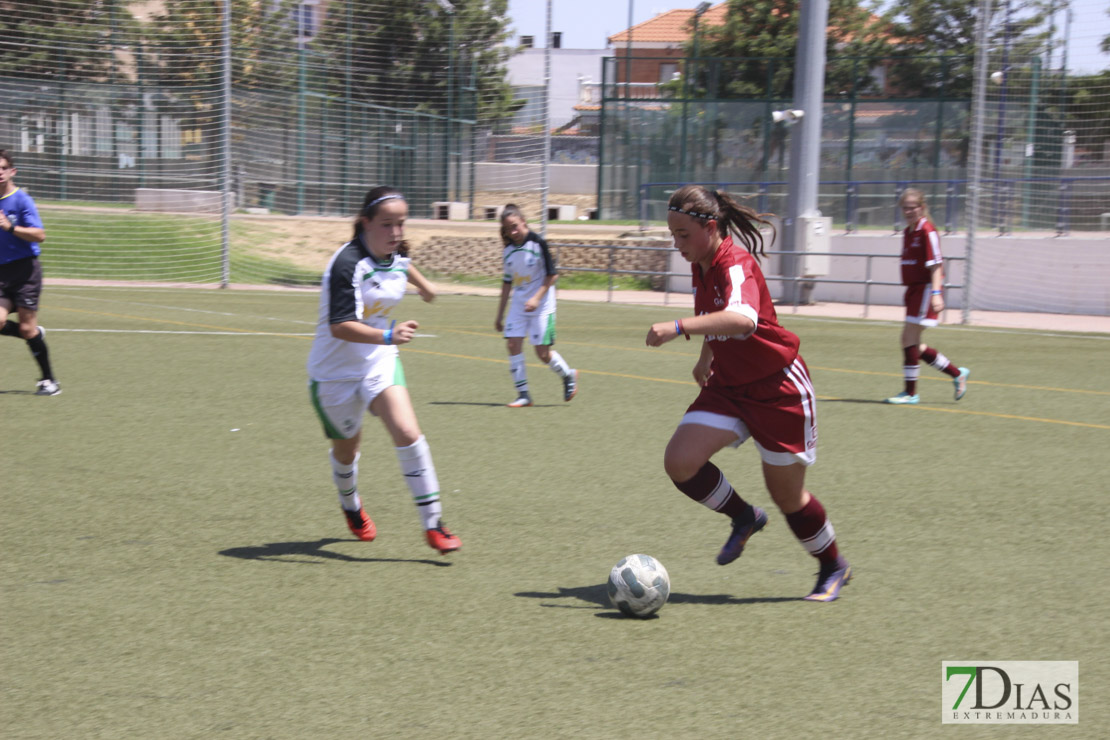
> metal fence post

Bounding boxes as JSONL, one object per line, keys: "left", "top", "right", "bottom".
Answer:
{"left": 945, "top": 181, "right": 956, "bottom": 234}
{"left": 893, "top": 183, "right": 905, "bottom": 233}
{"left": 607, "top": 245, "right": 616, "bottom": 303}
{"left": 1056, "top": 180, "right": 1070, "bottom": 236}
{"left": 862, "top": 255, "right": 872, "bottom": 318}
{"left": 845, "top": 184, "right": 856, "bottom": 233}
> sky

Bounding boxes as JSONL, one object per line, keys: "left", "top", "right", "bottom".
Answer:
{"left": 504, "top": 0, "right": 1109, "bottom": 74}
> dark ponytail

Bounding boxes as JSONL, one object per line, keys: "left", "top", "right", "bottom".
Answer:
{"left": 668, "top": 185, "right": 775, "bottom": 262}
{"left": 353, "top": 185, "right": 408, "bottom": 256}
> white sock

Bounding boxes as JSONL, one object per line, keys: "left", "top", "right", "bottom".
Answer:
{"left": 395, "top": 435, "right": 442, "bottom": 530}
{"left": 330, "top": 450, "right": 362, "bottom": 511}
{"left": 547, "top": 350, "right": 571, "bottom": 379}
{"left": 510, "top": 353, "right": 529, "bottom": 396}
{"left": 928, "top": 352, "right": 952, "bottom": 373}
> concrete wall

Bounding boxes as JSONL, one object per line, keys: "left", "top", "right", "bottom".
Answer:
{"left": 135, "top": 188, "right": 233, "bottom": 213}
{"left": 710, "top": 232, "right": 1109, "bottom": 315}
{"left": 472, "top": 162, "right": 596, "bottom": 194}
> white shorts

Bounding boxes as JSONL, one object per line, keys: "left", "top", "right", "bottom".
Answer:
{"left": 309, "top": 355, "right": 406, "bottom": 439}
{"left": 504, "top": 307, "right": 556, "bottom": 346}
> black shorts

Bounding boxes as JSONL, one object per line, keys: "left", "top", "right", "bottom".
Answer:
{"left": 0, "top": 257, "right": 43, "bottom": 311}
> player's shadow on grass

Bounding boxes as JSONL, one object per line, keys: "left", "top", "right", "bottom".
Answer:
{"left": 0, "top": 389, "right": 35, "bottom": 395}
{"left": 219, "top": 538, "right": 451, "bottom": 567}
{"left": 515, "top": 584, "right": 800, "bottom": 616}
{"left": 429, "top": 401, "right": 562, "bottom": 408}
{"left": 428, "top": 401, "right": 510, "bottom": 408}
{"left": 820, "top": 397, "right": 890, "bottom": 405}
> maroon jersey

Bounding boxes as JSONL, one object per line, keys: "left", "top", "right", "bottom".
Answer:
{"left": 692, "top": 236, "right": 800, "bottom": 386}
{"left": 900, "top": 217, "right": 942, "bottom": 285}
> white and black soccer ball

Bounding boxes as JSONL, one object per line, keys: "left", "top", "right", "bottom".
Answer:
{"left": 607, "top": 554, "right": 671, "bottom": 618}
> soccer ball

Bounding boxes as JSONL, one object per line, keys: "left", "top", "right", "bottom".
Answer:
{"left": 607, "top": 554, "right": 671, "bottom": 618}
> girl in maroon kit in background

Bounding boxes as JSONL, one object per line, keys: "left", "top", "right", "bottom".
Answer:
{"left": 645, "top": 185, "right": 850, "bottom": 602}
{"left": 883, "top": 188, "right": 969, "bottom": 405}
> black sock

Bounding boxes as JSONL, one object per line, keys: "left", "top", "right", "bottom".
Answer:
{"left": 26, "top": 329, "right": 55, "bottom": 380}
{"left": 0, "top": 320, "right": 20, "bottom": 337}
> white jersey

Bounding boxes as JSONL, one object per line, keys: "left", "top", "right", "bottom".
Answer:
{"left": 307, "top": 238, "right": 410, "bottom": 382}
{"left": 503, "top": 231, "right": 557, "bottom": 315}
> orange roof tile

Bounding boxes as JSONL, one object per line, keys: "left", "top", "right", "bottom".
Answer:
{"left": 608, "top": 3, "right": 729, "bottom": 45}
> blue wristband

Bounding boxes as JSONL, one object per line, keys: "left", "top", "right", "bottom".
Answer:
{"left": 383, "top": 329, "right": 393, "bottom": 345}
{"left": 931, "top": 290, "right": 942, "bottom": 295}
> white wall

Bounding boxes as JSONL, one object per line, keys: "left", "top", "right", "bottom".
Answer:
{"left": 771, "top": 233, "right": 1109, "bottom": 315}
{"left": 506, "top": 48, "right": 608, "bottom": 127}
{"left": 462, "top": 160, "right": 1110, "bottom": 315}
{"left": 472, "top": 162, "right": 596, "bottom": 194}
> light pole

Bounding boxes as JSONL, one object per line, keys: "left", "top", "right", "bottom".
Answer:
{"left": 679, "top": 2, "right": 711, "bottom": 180}
{"left": 990, "top": 0, "right": 1013, "bottom": 234}
{"left": 435, "top": 1, "right": 457, "bottom": 202}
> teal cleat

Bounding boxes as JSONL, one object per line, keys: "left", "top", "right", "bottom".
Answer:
{"left": 954, "top": 367, "right": 970, "bottom": 401}
{"left": 883, "top": 392, "right": 919, "bottom": 405}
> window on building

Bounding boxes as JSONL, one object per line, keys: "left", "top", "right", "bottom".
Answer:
{"left": 659, "top": 63, "right": 678, "bottom": 83}
{"left": 295, "top": 1, "right": 319, "bottom": 44}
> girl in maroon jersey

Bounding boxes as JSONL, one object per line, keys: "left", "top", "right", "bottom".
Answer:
{"left": 645, "top": 185, "right": 850, "bottom": 602}
{"left": 883, "top": 188, "right": 969, "bottom": 405}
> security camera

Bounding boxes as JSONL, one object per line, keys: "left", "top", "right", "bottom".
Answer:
{"left": 771, "top": 109, "right": 805, "bottom": 124}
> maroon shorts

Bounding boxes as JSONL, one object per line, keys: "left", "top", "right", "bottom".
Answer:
{"left": 0, "top": 257, "right": 42, "bottom": 311}
{"left": 683, "top": 357, "right": 818, "bottom": 466}
{"left": 903, "top": 283, "right": 938, "bottom": 326}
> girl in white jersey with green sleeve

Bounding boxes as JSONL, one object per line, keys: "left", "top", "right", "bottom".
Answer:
{"left": 493, "top": 204, "right": 578, "bottom": 407}
{"left": 307, "top": 186, "right": 460, "bottom": 555}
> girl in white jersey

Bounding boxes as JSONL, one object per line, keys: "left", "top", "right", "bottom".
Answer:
{"left": 493, "top": 204, "right": 578, "bottom": 407}
{"left": 307, "top": 186, "right": 460, "bottom": 555}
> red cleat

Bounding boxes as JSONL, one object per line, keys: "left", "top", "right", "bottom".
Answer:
{"left": 343, "top": 508, "right": 377, "bottom": 541}
{"left": 425, "top": 524, "right": 461, "bottom": 554}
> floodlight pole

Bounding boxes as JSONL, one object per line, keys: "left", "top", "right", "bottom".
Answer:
{"left": 964, "top": 0, "right": 995, "bottom": 325}
{"left": 782, "top": 0, "right": 828, "bottom": 305}
{"left": 680, "top": 3, "right": 711, "bottom": 181}
{"left": 296, "top": 2, "right": 307, "bottom": 214}
{"left": 541, "top": 0, "right": 552, "bottom": 237}
{"left": 220, "top": 0, "right": 231, "bottom": 288}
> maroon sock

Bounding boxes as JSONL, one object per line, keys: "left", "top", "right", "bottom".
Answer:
{"left": 920, "top": 345, "right": 960, "bottom": 377}
{"left": 672, "top": 462, "right": 751, "bottom": 520}
{"left": 785, "top": 495, "right": 839, "bottom": 565}
{"left": 902, "top": 345, "right": 920, "bottom": 395}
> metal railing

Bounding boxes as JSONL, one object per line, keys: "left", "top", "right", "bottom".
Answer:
{"left": 552, "top": 241, "right": 966, "bottom": 321}
{"left": 638, "top": 177, "right": 1110, "bottom": 236}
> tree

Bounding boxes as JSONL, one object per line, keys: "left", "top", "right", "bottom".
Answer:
{"left": 1102, "top": 6, "right": 1110, "bottom": 55}
{"left": 0, "top": 0, "right": 127, "bottom": 82}
{"left": 687, "top": 0, "right": 896, "bottom": 99}
{"left": 141, "top": 0, "right": 298, "bottom": 93}
{"left": 1064, "top": 70, "right": 1110, "bottom": 161}
{"left": 886, "top": 0, "right": 1052, "bottom": 98}
{"left": 311, "top": 0, "right": 517, "bottom": 124}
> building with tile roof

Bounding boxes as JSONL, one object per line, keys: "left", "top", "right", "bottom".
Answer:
{"left": 606, "top": 3, "right": 727, "bottom": 86}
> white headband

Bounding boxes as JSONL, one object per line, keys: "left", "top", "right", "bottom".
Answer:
{"left": 366, "top": 193, "right": 405, "bottom": 209}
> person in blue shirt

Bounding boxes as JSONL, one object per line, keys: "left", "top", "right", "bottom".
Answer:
{"left": 0, "top": 149, "right": 59, "bottom": 395}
